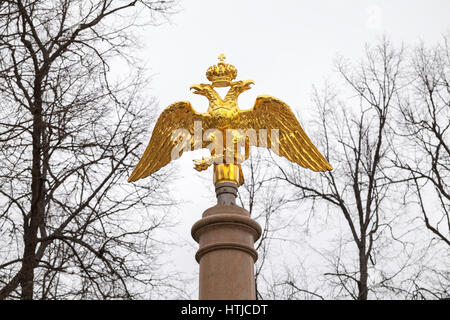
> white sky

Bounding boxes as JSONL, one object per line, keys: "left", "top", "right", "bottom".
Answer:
{"left": 132, "top": 0, "right": 450, "bottom": 298}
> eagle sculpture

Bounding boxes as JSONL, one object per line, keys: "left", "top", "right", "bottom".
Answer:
{"left": 128, "top": 55, "right": 332, "bottom": 185}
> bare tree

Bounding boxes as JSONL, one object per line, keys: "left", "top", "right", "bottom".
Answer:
{"left": 274, "top": 39, "right": 407, "bottom": 299}
{"left": 394, "top": 35, "right": 450, "bottom": 247}
{"left": 0, "top": 0, "right": 179, "bottom": 299}
{"left": 265, "top": 265, "right": 325, "bottom": 300}
{"left": 384, "top": 35, "right": 450, "bottom": 300}
{"left": 237, "top": 38, "right": 448, "bottom": 300}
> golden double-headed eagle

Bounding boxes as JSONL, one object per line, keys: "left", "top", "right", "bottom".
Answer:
{"left": 128, "top": 55, "right": 332, "bottom": 185}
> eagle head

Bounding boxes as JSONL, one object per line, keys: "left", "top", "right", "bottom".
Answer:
{"left": 190, "top": 83, "right": 213, "bottom": 96}
{"left": 231, "top": 80, "right": 255, "bottom": 93}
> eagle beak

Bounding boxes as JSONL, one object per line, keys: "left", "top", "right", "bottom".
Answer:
{"left": 190, "top": 84, "right": 204, "bottom": 95}
{"left": 243, "top": 80, "right": 255, "bottom": 91}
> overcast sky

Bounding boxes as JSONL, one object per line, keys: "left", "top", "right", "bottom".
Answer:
{"left": 130, "top": 0, "right": 450, "bottom": 297}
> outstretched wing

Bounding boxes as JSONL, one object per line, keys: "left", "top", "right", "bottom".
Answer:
{"left": 128, "top": 101, "right": 211, "bottom": 182}
{"left": 239, "top": 95, "right": 332, "bottom": 172}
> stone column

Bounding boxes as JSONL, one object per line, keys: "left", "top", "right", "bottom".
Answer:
{"left": 191, "top": 182, "right": 262, "bottom": 300}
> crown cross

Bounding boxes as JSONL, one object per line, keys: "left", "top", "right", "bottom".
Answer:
{"left": 218, "top": 53, "right": 226, "bottom": 63}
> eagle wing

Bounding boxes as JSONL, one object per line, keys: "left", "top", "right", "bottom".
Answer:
{"left": 128, "top": 101, "right": 211, "bottom": 182}
{"left": 239, "top": 95, "right": 332, "bottom": 172}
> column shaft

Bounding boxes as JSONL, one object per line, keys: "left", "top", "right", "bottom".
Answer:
{"left": 192, "top": 204, "right": 261, "bottom": 300}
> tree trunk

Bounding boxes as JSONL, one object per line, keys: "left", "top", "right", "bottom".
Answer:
{"left": 20, "top": 83, "right": 45, "bottom": 300}
{"left": 358, "top": 241, "right": 368, "bottom": 300}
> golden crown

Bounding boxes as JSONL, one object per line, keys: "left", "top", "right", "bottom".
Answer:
{"left": 206, "top": 54, "right": 237, "bottom": 87}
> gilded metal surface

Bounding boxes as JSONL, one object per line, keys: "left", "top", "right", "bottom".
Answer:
{"left": 213, "top": 163, "right": 243, "bottom": 185}
{"left": 128, "top": 55, "right": 332, "bottom": 185}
